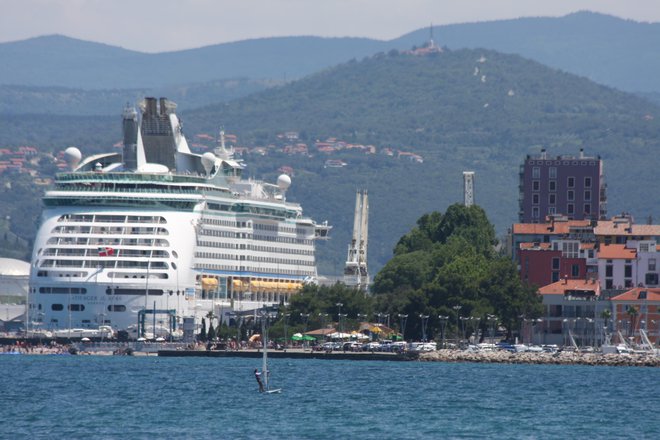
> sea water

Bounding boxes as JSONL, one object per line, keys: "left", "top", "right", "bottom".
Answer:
{"left": 1, "top": 355, "right": 658, "bottom": 439}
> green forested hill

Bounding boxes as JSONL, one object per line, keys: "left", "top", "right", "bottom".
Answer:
{"left": 189, "top": 49, "right": 660, "bottom": 273}
{"left": 1, "top": 49, "right": 659, "bottom": 274}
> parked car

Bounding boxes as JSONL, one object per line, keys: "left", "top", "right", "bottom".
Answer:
{"left": 362, "top": 342, "right": 381, "bottom": 351}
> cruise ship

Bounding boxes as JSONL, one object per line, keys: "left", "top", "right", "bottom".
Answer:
{"left": 28, "top": 97, "right": 330, "bottom": 338}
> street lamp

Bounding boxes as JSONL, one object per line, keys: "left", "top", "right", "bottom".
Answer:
{"left": 300, "top": 313, "right": 310, "bottom": 350}
{"left": 318, "top": 313, "right": 328, "bottom": 342}
{"left": 487, "top": 315, "right": 497, "bottom": 344}
{"left": 452, "top": 305, "right": 462, "bottom": 343}
{"left": 398, "top": 314, "right": 408, "bottom": 342}
{"left": 438, "top": 315, "right": 448, "bottom": 349}
{"left": 419, "top": 314, "right": 429, "bottom": 342}
{"left": 282, "top": 313, "right": 290, "bottom": 351}
{"left": 338, "top": 314, "right": 347, "bottom": 336}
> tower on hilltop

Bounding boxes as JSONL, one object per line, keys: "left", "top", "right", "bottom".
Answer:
{"left": 463, "top": 171, "right": 475, "bottom": 207}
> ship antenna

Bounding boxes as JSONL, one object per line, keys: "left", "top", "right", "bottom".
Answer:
{"left": 215, "top": 126, "right": 233, "bottom": 159}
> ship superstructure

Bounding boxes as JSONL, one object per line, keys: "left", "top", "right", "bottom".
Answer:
{"left": 28, "top": 98, "right": 330, "bottom": 337}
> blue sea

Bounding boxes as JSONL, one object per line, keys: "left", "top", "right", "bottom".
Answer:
{"left": 1, "top": 355, "right": 658, "bottom": 439}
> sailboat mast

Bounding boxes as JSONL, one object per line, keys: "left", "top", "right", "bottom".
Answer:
{"left": 262, "top": 314, "right": 269, "bottom": 390}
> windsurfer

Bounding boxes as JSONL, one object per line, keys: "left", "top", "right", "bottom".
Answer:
{"left": 254, "top": 368, "right": 264, "bottom": 392}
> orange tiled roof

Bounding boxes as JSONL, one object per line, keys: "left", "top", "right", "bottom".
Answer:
{"left": 597, "top": 244, "right": 636, "bottom": 260}
{"left": 538, "top": 279, "right": 600, "bottom": 295}
{"left": 595, "top": 221, "right": 660, "bottom": 236}
{"left": 512, "top": 220, "right": 591, "bottom": 235}
{"left": 611, "top": 288, "right": 660, "bottom": 302}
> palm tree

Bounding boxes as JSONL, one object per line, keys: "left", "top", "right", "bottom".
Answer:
{"left": 600, "top": 309, "right": 612, "bottom": 333}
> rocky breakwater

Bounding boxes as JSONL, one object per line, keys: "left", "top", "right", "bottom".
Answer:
{"left": 417, "top": 349, "right": 660, "bottom": 367}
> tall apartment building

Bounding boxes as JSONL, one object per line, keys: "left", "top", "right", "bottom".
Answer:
{"left": 518, "top": 149, "right": 606, "bottom": 223}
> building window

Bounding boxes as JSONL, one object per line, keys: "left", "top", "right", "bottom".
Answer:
{"left": 572, "top": 264, "right": 580, "bottom": 277}
{"left": 533, "top": 194, "right": 539, "bottom": 205}
{"left": 568, "top": 177, "right": 575, "bottom": 188}
{"left": 52, "top": 304, "right": 64, "bottom": 311}
{"left": 605, "top": 279, "right": 613, "bottom": 289}
{"left": 584, "top": 204, "right": 591, "bottom": 215}
{"left": 549, "top": 180, "right": 556, "bottom": 191}
{"left": 567, "top": 204, "right": 574, "bottom": 214}
{"left": 552, "top": 258, "right": 560, "bottom": 270}
{"left": 584, "top": 190, "right": 591, "bottom": 201}
{"left": 605, "top": 265, "right": 613, "bottom": 277}
{"left": 649, "top": 258, "right": 656, "bottom": 271}
{"left": 549, "top": 167, "right": 557, "bottom": 178}
{"left": 532, "top": 167, "right": 540, "bottom": 179}
{"left": 584, "top": 177, "right": 592, "bottom": 188}
{"left": 548, "top": 207, "right": 556, "bottom": 215}
{"left": 624, "top": 264, "right": 632, "bottom": 278}
{"left": 533, "top": 180, "right": 540, "bottom": 191}
{"left": 567, "top": 190, "right": 575, "bottom": 201}
{"left": 532, "top": 207, "right": 540, "bottom": 219}
{"left": 552, "top": 272, "right": 560, "bottom": 282}
{"left": 646, "top": 273, "right": 659, "bottom": 285}
{"left": 549, "top": 194, "right": 556, "bottom": 205}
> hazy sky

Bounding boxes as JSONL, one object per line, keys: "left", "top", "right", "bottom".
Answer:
{"left": 1, "top": 0, "right": 658, "bottom": 52}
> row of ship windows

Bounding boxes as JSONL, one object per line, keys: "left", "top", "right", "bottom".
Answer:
{"left": 195, "top": 263, "right": 315, "bottom": 276}
{"left": 36, "top": 287, "right": 166, "bottom": 297}
{"left": 201, "top": 219, "right": 301, "bottom": 235}
{"left": 43, "top": 304, "right": 128, "bottom": 312}
{"left": 199, "top": 229, "right": 312, "bottom": 244}
{"left": 253, "top": 235, "right": 313, "bottom": 245}
{"left": 36, "top": 271, "right": 169, "bottom": 280}
{"left": 195, "top": 252, "right": 314, "bottom": 266}
{"left": 196, "top": 240, "right": 313, "bottom": 256}
{"left": 57, "top": 214, "right": 167, "bottom": 224}
{"left": 41, "top": 248, "right": 170, "bottom": 258}
{"left": 206, "top": 202, "right": 300, "bottom": 219}
{"left": 47, "top": 237, "right": 170, "bottom": 247}
{"left": 52, "top": 226, "right": 169, "bottom": 236}
{"left": 39, "top": 260, "right": 170, "bottom": 269}
{"left": 253, "top": 223, "right": 305, "bottom": 234}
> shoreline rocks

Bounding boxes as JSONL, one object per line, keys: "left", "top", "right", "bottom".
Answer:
{"left": 417, "top": 349, "right": 660, "bottom": 367}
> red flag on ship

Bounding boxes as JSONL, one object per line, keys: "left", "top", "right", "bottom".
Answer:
{"left": 98, "top": 247, "right": 115, "bottom": 257}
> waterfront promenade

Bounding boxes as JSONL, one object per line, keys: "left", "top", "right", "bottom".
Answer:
{"left": 3, "top": 341, "right": 658, "bottom": 366}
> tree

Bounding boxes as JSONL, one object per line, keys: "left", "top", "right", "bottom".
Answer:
{"left": 199, "top": 317, "right": 207, "bottom": 341}
{"left": 371, "top": 203, "right": 539, "bottom": 341}
{"left": 626, "top": 306, "right": 639, "bottom": 337}
{"left": 601, "top": 309, "right": 612, "bottom": 333}
{"left": 207, "top": 322, "right": 217, "bottom": 341}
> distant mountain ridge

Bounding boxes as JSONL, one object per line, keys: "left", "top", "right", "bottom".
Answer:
{"left": 1, "top": 11, "right": 658, "bottom": 99}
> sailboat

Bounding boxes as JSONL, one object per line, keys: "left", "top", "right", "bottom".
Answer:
{"left": 259, "top": 309, "right": 282, "bottom": 394}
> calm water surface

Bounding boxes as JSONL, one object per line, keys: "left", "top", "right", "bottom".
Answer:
{"left": 1, "top": 355, "right": 658, "bottom": 439}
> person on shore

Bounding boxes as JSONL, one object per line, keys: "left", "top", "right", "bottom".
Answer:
{"left": 254, "top": 368, "right": 264, "bottom": 392}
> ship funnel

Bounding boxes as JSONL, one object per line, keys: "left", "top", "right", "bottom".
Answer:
{"left": 122, "top": 104, "right": 139, "bottom": 170}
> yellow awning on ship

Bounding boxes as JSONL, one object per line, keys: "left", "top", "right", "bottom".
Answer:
{"left": 201, "top": 277, "right": 218, "bottom": 288}
{"left": 232, "top": 280, "right": 245, "bottom": 290}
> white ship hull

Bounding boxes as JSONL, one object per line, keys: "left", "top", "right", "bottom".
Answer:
{"left": 28, "top": 97, "right": 330, "bottom": 338}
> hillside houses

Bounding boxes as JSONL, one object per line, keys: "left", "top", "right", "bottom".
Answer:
{"left": 0, "top": 146, "right": 39, "bottom": 175}
{"left": 188, "top": 132, "right": 425, "bottom": 166}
